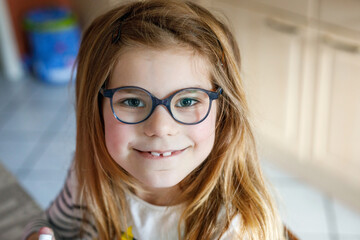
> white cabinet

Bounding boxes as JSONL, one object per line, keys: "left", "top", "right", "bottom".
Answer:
{"left": 207, "top": 0, "right": 360, "bottom": 212}
{"left": 314, "top": 33, "right": 360, "bottom": 185}
{"left": 211, "top": 2, "right": 306, "bottom": 155}
{"left": 247, "top": 17, "right": 304, "bottom": 156}
{"left": 210, "top": 0, "right": 313, "bottom": 160}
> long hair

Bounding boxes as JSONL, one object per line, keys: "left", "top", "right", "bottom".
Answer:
{"left": 74, "top": 0, "right": 284, "bottom": 239}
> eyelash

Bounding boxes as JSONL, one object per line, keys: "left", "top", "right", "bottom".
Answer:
{"left": 175, "top": 98, "right": 199, "bottom": 107}
{"left": 120, "top": 98, "right": 146, "bottom": 108}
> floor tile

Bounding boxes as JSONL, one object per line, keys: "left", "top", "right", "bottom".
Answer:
{"left": 0, "top": 99, "right": 61, "bottom": 133}
{"left": 323, "top": 197, "right": 340, "bottom": 239}
{"left": 0, "top": 99, "right": 24, "bottom": 130}
{"left": 338, "top": 236, "right": 360, "bottom": 240}
{"left": 339, "top": 235, "right": 360, "bottom": 240}
{"left": 29, "top": 81, "right": 75, "bottom": 103}
{"left": 0, "top": 89, "right": 13, "bottom": 113}
{"left": 333, "top": 199, "right": 360, "bottom": 235}
{"left": 280, "top": 191, "right": 328, "bottom": 234}
{"left": 52, "top": 104, "right": 76, "bottom": 141}
{"left": 19, "top": 169, "right": 68, "bottom": 209}
{"left": 0, "top": 78, "right": 34, "bottom": 112}
{"left": 294, "top": 233, "right": 332, "bottom": 240}
{"left": 273, "top": 178, "right": 330, "bottom": 236}
{"left": 0, "top": 78, "right": 71, "bottom": 134}
{"left": 0, "top": 139, "right": 39, "bottom": 174}
{"left": 32, "top": 138, "right": 75, "bottom": 171}
{"left": 0, "top": 129, "right": 43, "bottom": 142}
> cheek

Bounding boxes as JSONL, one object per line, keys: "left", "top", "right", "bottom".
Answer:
{"left": 103, "top": 106, "right": 134, "bottom": 157}
{"left": 188, "top": 106, "right": 217, "bottom": 153}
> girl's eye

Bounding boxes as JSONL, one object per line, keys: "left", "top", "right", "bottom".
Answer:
{"left": 176, "top": 98, "right": 199, "bottom": 107}
{"left": 121, "top": 98, "right": 145, "bottom": 108}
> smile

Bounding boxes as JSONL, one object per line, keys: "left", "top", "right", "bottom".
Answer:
{"left": 150, "top": 151, "right": 172, "bottom": 157}
{"left": 134, "top": 148, "right": 187, "bottom": 158}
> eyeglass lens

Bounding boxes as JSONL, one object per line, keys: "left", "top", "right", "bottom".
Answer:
{"left": 111, "top": 88, "right": 211, "bottom": 124}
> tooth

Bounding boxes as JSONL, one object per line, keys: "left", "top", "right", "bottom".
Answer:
{"left": 162, "top": 152, "right": 172, "bottom": 157}
{"left": 151, "top": 152, "right": 161, "bottom": 157}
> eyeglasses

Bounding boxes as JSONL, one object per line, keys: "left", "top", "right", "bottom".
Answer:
{"left": 100, "top": 86, "right": 222, "bottom": 125}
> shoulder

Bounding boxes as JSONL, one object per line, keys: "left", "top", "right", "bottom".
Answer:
{"left": 64, "top": 161, "right": 80, "bottom": 201}
{"left": 218, "top": 214, "right": 243, "bottom": 240}
{"left": 214, "top": 206, "right": 243, "bottom": 240}
{"left": 48, "top": 160, "right": 84, "bottom": 211}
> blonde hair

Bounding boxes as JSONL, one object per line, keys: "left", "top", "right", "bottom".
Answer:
{"left": 74, "top": 0, "right": 285, "bottom": 239}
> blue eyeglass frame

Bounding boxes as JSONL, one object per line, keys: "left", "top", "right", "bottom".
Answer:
{"left": 99, "top": 86, "right": 223, "bottom": 125}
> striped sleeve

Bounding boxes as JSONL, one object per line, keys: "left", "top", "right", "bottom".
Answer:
{"left": 22, "top": 166, "right": 98, "bottom": 240}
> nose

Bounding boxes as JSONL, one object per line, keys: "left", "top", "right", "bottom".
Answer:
{"left": 143, "top": 105, "right": 179, "bottom": 137}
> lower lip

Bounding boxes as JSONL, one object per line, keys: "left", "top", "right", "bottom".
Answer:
{"left": 134, "top": 149, "right": 186, "bottom": 159}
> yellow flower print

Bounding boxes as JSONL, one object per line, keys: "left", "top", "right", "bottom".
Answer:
{"left": 121, "top": 226, "right": 134, "bottom": 240}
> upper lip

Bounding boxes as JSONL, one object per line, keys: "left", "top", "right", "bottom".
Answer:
{"left": 134, "top": 148, "right": 187, "bottom": 153}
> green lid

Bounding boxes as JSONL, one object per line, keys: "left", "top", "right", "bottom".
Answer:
{"left": 24, "top": 8, "right": 77, "bottom": 32}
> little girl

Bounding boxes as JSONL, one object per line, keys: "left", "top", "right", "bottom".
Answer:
{"left": 23, "top": 0, "right": 287, "bottom": 239}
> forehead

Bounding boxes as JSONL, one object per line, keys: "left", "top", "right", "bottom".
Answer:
{"left": 108, "top": 47, "right": 213, "bottom": 97}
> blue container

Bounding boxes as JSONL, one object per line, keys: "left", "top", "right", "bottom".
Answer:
{"left": 24, "top": 7, "right": 80, "bottom": 84}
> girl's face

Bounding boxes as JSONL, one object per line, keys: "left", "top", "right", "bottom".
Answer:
{"left": 103, "top": 47, "right": 217, "bottom": 203}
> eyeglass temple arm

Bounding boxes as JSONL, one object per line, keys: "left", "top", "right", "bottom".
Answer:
{"left": 99, "top": 87, "right": 113, "bottom": 98}
{"left": 210, "top": 87, "right": 223, "bottom": 100}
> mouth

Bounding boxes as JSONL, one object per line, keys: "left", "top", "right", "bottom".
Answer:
{"left": 134, "top": 148, "right": 187, "bottom": 158}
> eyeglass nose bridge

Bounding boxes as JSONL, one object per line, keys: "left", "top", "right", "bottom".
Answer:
{"left": 147, "top": 95, "right": 174, "bottom": 121}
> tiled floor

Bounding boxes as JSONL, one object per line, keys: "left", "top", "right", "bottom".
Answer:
{"left": 1, "top": 76, "right": 360, "bottom": 240}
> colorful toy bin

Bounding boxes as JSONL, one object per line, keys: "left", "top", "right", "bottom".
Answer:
{"left": 24, "top": 7, "right": 80, "bottom": 84}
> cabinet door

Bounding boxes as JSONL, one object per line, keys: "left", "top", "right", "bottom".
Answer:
{"left": 314, "top": 34, "right": 360, "bottom": 184}
{"left": 210, "top": 1, "right": 306, "bottom": 155}
{"left": 246, "top": 16, "right": 305, "bottom": 155}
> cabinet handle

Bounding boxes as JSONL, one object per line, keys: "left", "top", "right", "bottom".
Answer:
{"left": 265, "top": 18, "right": 299, "bottom": 34}
{"left": 322, "top": 36, "right": 359, "bottom": 54}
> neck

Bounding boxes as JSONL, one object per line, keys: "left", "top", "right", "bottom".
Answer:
{"left": 134, "top": 184, "right": 184, "bottom": 206}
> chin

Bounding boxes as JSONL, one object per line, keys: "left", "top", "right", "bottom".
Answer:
{"left": 140, "top": 175, "right": 184, "bottom": 189}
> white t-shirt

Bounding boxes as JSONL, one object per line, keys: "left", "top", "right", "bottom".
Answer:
{"left": 22, "top": 167, "right": 242, "bottom": 240}
{"left": 125, "top": 192, "right": 241, "bottom": 240}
